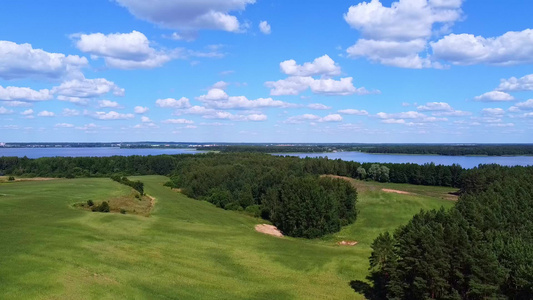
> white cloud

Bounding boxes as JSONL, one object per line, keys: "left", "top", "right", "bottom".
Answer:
{"left": 0, "top": 86, "right": 53, "bottom": 102}
{"left": 338, "top": 109, "right": 369, "bottom": 115}
{"left": 185, "top": 125, "right": 197, "bottom": 129}
{"left": 203, "top": 111, "right": 267, "bottom": 121}
{"left": 62, "top": 108, "right": 80, "bottom": 116}
{"left": 487, "top": 123, "right": 514, "bottom": 128}
{"left": 344, "top": 0, "right": 463, "bottom": 68}
{"left": 496, "top": 74, "right": 533, "bottom": 92}
{"left": 134, "top": 106, "right": 149, "bottom": 114}
{"left": 1, "top": 101, "right": 32, "bottom": 107}
{"left": 196, "top": 88, "right": 228, "bottom": 101}
{"left": 156, "top": 97, "right": 191, "bottom": 108}
{"left": 211, "top": 81, "right": 229, "bottom": 89}
{"left": 280, "top": 55, "right": 341, "bottom": 77}
{"left": 74, "top": 31, "right": 173, "bottom": 69}
{"left": 175, "top": 105, "right": 215, "bottom": 115}
{"left": 308, "top": 103, "right": 331, "bottom": 110}
{"left": 509, "top": 99, "right": 533, "bottom": 112}
{"left": 0, "top": 106, "right": 14, "bottom": 114}
{"left": 417, "top": 101, "right": 453, "bottom": 111}
{"left": 432, "top": 110, "right": 471, "bottom": 116}
{"left": 140, "top": 116, "right": 151, "bottom": 123}
{"left": 259, "top": 21, "right": 271, "bottom": 35}
{"left": 91, "top": 111, "right": 134, "bottom": 120}
{"left": 52, "top": 77, "right": 125, "bottom": 103}
{"left": 37, "top": 110, "right": 55, "bottom": 117}
{"left": 431, "top": 29, "right": 533, "bottom": 65}
{"left": 377, "top": 110, "right": 447, "bottom": 124}
{"left": 75, "top": 123, "right": 103, "bottom": 131}
{"left": 320, "top": 114, "right": 343, "bottom": 122}
{"left": 482, "top": 108, "right": 505, "bottom": 116}
{"left": 98, "top": 100, "right": 121, "bottom": 108}
{"left": 54, "top": 123, "right": 74, "bottom": 128}
{"left": 20, "top": 109, "right": 33, "bottom": 115}
{"left": 474, "top": 91, "right": 514, "bottom": 102}
{"left": 266, "top": 76, "right": 373, "bottom": 96}
{"left": 284, "top": 113, "right": 342, "bottom": 123}
{"left": 133, "top": 122, "right": 159, "bottom": 129}
{"left": 115, "top": 0, "right": 255, "bottom": 32}
{"left": 0, "top": 40, "right": 87, "bottom": 80}
{"left": 162, "top": 118, "right": 194, "bottom": 124}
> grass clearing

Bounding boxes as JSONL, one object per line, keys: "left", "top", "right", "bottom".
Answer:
{"left": 0, "top": 176, "right": 455, "bottom": 299}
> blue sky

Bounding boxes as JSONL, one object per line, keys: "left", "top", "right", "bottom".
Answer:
{"left": 0, "top": 0, "right": 532, "bottom": 143}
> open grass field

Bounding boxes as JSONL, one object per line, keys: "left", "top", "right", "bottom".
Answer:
{"left": 0, "top": 176, "right": 455, "bottom": 299}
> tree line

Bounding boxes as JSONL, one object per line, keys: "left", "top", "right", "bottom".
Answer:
{"left": 357, "top": 164, "right": 533, "bottom": 299}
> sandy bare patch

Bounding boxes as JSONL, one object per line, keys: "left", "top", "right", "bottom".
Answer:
{"left": 147, "top": 195, "right": 156, "bottom": 209}
{"left": 17, "top": 177, "right": 59, "bottom": 181}
{"left": 337, "top": 240, "right": 358, "bottom": 246}
{"left": 382, "top": 188, "right": 412, "bottom": 195}
{"left": 255, "top": 224, "right": 283, "bottom": 237}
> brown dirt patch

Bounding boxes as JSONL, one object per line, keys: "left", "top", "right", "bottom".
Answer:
{"left": 337, "top": 240, "right": 358, "bottom": 246}
{"left": 16, "top": 177, "right": 59, "bottom": 181}
{"left": 382, "top": 188, "right": 412, "bottom": 195}
{"left": 255, "top": 224, "right": 283, "bottom": 237}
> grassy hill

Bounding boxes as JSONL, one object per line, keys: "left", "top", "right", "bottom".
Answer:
{"left": 0, "top": 176, "right": 455, "bottom": 299}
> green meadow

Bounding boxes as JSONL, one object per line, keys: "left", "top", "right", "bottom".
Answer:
{"left": 0, "top": 176, "right": 455, "bottom": 299}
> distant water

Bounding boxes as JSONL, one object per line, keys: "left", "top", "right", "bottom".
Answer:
{"left": 1, "top": 148, "right": 532, "bottom": 169}
{"left": 275, "top": 151, "right": 533, "bottom": 169}
{"left": 0, "top": 147, "right": 202, "bottom": 159}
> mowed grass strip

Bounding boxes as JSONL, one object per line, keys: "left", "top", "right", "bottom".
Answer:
{"left": 0, "top": 176, "right": 454, "bottom": 299}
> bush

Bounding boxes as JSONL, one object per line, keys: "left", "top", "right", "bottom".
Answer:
{"left": 8, "top": 176, "right": 15, "bottom": 181}
{"left": 91, "top": 201, "right": 110, "bottom": 213}
{"left": 224, "top": 202, "right": 243, "bottom": 211}
{"left": 87, "top": 199, "right": 94, "bottom": 207}
{"left": 245, "top": 205, "right": 261, "bottom": 217}
{"left": 120, "top": 208, "right": 126, "bottom": 214}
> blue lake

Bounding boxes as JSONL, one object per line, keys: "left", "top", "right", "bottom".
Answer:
{"left": 276, "top": 151, "right": 533, "bottom": 169}
{"left": 1, "top": 148, "right": 532, "bottom": 169}
{"left": 0, "top": 147, "right": 201, "bottom": 159}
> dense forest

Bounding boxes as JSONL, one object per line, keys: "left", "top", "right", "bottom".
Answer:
{"left": 358, "top": 144, "right": 533, "bottom": 156}
{"left": 197, "top": 144, "right": 533, "bottom": 156}
{"left": 358, "top": 164, "right": 533, "bottom": 299}
{"left": 0, "top": 153, "right": 463, "bottom": 237}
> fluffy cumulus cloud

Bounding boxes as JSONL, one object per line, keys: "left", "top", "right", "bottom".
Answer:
{"left": 416, "top": 101, "right": 452, "bottom": 111}
{"left": 284, "top": 113, "right": 343, "bottom": 124}
{"left": 482, "top": 108, "right": 505, "bottom": 116}
{"left": 266, "top": 76, "right": 373, "bottom": 96}
{"left": 115, "top": 0, "right": 255, "bottom": 32}
{"left": 74, "top": 31, "right": 173, "bottom": 69}
{"left": 308, "top": 103, "right": 331, "bottom": 110}
{"left": 51, "top": 77, "right": 125, "bottom": 104}
{"left": 20, "top": 109, "right": 34, "bottom": 116}
{"left": 0, "top": 86, "right": 52, "bottom": 102}
{"left": 134, "top": 106, "right": 149, "bottom": 114}
{"left": 415, "top": 101, "right": 471, "bottom": 116}
{"left": 377, "top": 110, "right": 447, "bottom": 124}
{"left": 431, "top": 29, "right": 533, "bottom": 65}
{"left": 338, "top": 109, "right": 369, "bottom": 115}
{"left": 280, "top": 55, "right": 341, "bottom": 77}
{"left": 196, "top": 88, "right": 296, "bottom": 109}
{"left": 162, "top": 118, "right": 194, "bottom": 124}
{"left": 98, "top": 100, "right": 121, "bottom": 108}
{"left": 0, "top": 41, "right": 87, "bottom": 80}
{"left": 267, "top": 55, "right": 377, "bottom": 96}
{"left": 62, "top": 108, "right": 80, "bottom": 116}
{"left": 509, "top": 99, "right": 533, "bottom": 112}
{"left": 496, "top": 74, "right": 533, "bottom": 92}
{"left": 37, "top": 110, "right": 55, "bottom": 117}
{"left": 344, "top": 0, "right": 463, "bottom": 68}
{"left": 91, "top": 111, "right": 134, "bottom": 120}
{"left": 259, "top": 21, "right": 271, "bottom": 35}
{"left": 54, "top": 123, "right": 74, "bottom": 128}
{"left": 0, "top": 106, "right": 14, "bottom": 114}
{"left": 202, "top": 111, "right": 267, "bottom": 121}
{"left": 156, "top": 97, "right": 191, "bottom": 108}
{"left": 474, "top": 91, "right": 514, "bottom": 102}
